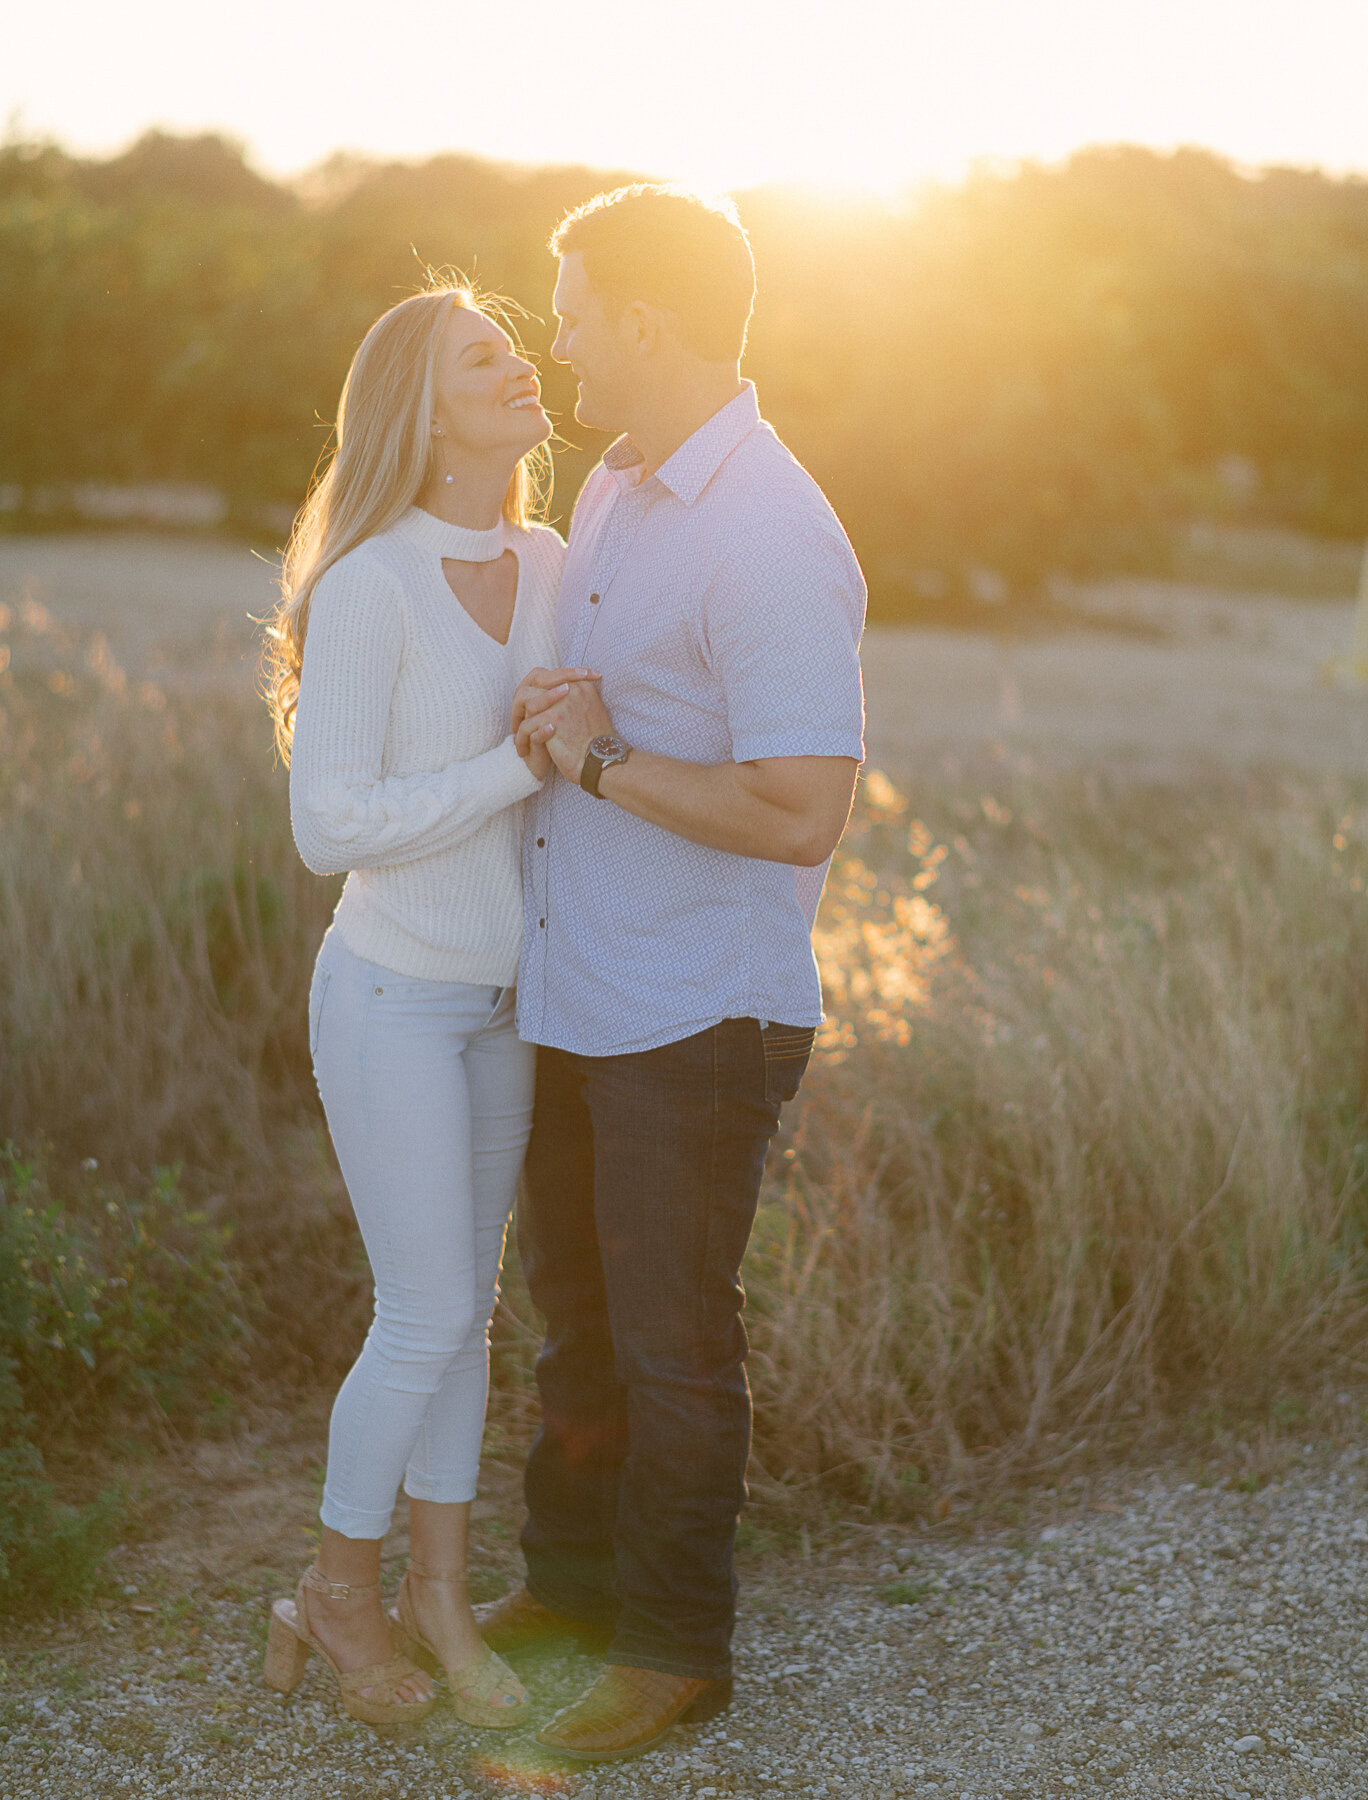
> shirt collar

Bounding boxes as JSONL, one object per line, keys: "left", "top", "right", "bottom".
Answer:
{"left": 602, "top": 383, "right": 761, "bottom": 507}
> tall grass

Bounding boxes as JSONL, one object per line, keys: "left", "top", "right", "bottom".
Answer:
{"left": 3, "top": 605, "right": 1367, "bottom": 1513}
{"left": 0, "top": 608, "right": 359, "bottom": 1397}
{"left": 746, "top": 775, "right": 1368, "bottom": 1504}
{"left": 0, "top": 607, "right": 328, "bottom": 1168}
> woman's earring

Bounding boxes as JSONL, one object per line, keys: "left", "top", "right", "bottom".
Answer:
{"left": 432, "top": 425, "right": 454, "bottom": 484}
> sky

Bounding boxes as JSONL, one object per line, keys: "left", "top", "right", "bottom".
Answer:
{"left": 11, "top": 0, "right": 1368, "bottom": 196}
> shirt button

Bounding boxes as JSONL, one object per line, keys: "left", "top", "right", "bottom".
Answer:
{"left": 539, "top": 918, "right": 546, "bottom": 929}
{"left": 536, "top": 837, "right": 545, "bottom": 848}
{"left": 589, "top": 592, "right": 600, "bottom": 605}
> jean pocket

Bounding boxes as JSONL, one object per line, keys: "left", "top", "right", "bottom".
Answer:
{"left": 761, "top": 1023, "right": 815, "bottom": 1105}
{"left": 308, "top": 965, "right": 332, "bottom": 1060}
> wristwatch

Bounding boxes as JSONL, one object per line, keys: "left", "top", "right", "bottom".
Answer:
{"left": 581, "top": 733, "right": 632, "bottom": 797}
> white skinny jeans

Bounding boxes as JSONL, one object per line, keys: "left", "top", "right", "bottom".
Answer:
{"left": 308, "top": 929, "right": 535, "bottom": 1539}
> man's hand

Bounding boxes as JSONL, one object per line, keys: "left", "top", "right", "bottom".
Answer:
{"left": 517, "top": 678, "right": 615, "bottom": 785}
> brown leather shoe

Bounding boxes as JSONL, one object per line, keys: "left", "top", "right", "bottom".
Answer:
{"left": 473, "top": 1585, "right": 611, "bottom": 1656}
{"left": 535, "top": 1663, "right": 732, "bottom": 1762}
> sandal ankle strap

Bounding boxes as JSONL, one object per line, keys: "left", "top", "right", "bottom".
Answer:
{"left": 407, "top": 1560, "right": 468, "bottom": 1583}
{"left": 301, "top": 1563, "right": 380, "bottom": 1601}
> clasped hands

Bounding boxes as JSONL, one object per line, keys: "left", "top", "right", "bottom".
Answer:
{"left": 512, "top": 666, "right": 612, "bottom": 784}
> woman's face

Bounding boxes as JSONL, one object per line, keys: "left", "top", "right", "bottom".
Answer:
{"left": 430, "top": 305, "right": 551, "bottom": 460}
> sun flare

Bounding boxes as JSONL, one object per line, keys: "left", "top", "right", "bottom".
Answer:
{"left": 9, "top": 0, "right": 1368, "bottom": 195}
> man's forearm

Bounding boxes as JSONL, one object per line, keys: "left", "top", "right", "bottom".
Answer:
{"left": 596, "top": 750, "right": 837, "bottom": 865}
{"left": 514, "top": 672, "right": 857, "bottom": 864}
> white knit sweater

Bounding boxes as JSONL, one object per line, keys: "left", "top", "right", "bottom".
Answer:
{"left": 289, "top": 505, "right": 564, "bottom": 984}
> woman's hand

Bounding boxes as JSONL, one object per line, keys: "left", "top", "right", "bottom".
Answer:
{"left": 512, "top": 667, "right": 599, "bottom": 734}
{"left": 513, "top": 667, "right": 600, "bottom": 784}
{"left": 516, "top": 678, "right": 615, "bottom": 785}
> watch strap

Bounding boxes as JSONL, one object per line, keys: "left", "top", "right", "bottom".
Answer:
{"left": 581, "top": 749, "right": 608, "bottom": 798}
{"left": 581, "top": 737, "right": 631, "bottom": 798}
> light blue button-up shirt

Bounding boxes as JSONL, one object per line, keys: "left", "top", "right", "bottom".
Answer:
{"left": 516, "top": 384, "right": 866, "bottom": 1057}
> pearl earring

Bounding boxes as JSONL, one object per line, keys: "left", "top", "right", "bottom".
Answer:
{"left": 433, "top": 425, "right": 454, "bottom": 484}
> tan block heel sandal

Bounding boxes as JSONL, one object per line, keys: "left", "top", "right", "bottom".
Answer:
{"left": 388, "top": 1561, "right": 532, "bottom": 1729}
{"left": 263, "top": 1565, "right": 435, "bottom": 1729}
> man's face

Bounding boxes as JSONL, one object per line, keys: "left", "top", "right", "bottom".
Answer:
{"left": 551, "top": 252, "right": 636, "bottom": 434}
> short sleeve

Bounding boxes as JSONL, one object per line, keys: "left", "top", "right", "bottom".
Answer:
{"left": 702, "top": 513, "right": 867, "bottom": 765}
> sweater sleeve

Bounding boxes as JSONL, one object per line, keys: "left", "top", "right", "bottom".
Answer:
{"left": 288, "top": 556, "right": 542, "bottom": 876}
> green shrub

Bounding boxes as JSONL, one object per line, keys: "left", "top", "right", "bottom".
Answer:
{"left": 0, "top": 1352, "right": 121, "bottom": 1615}
{"left": 0, "top": 1144, "right": 249, "bottom": 1611}
{"left": 0, "top": 1145, "right": 248, "bottom": 1438}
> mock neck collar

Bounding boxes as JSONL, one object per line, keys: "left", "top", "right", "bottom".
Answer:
{"left": 401, "top": 506, "right": 506, "bottom": 562}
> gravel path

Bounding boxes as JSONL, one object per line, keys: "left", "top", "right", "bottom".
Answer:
{"left": 5, "top": 1440, "right": 1368, "bottom": 1800}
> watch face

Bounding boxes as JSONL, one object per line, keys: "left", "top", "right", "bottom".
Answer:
{"left": 589, "top": 734, "right": 629, "bottom": 759}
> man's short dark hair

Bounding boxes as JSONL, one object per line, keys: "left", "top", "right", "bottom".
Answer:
{"left": 550, "top": 184, "right": 756, "bottom": 362}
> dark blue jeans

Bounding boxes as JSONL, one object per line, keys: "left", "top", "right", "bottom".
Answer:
{"left": 517, "top": 1017, "right": 813, "bottom": 1681}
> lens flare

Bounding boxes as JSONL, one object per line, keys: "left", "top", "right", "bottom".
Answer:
{"left": 468, "top": 1749, "right": 577, "bottom": 1794}
{"left": 813, "top": 773, "right": 955, "bottom": 1053}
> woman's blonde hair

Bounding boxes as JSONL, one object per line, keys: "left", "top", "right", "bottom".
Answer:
{"left": 263, "top": 277, "right": 550, "bottom": 762}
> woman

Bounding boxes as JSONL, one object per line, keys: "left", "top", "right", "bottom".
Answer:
{"left": 260, "top": 280, "right": 587, "bottom": 1729}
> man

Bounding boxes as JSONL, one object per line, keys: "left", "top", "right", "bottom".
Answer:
{"left": 486, "top": 183, "right": 866, "bottom": 1762}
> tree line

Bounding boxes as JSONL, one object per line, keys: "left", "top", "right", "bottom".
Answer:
{"left": 3, "top": 130, "right": 1367, "bottom": 615}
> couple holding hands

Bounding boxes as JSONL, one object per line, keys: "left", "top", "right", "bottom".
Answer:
{"left": 260, "top": 183, "right": 866, "bottom": 1763}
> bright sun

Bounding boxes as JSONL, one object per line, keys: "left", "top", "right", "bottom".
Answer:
{"left": 9, "top": 0, "right": 1368, "bottom": 195}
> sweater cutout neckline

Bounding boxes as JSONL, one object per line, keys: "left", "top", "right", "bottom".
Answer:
{"left": 401, "top": 506, "right": 505, "bottom": 563}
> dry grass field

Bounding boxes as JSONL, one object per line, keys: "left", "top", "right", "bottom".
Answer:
{"left": 3, "top": 528, "right": 1368, "bottom": 1526}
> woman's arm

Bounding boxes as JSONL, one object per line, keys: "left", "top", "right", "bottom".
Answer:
{"left": 288, "top": 561, "right": 542, "bottom": 876}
